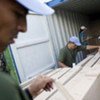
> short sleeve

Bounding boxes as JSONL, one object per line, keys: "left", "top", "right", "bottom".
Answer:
{"left": 58, "top": 49, "right": 66, "bottom": 62}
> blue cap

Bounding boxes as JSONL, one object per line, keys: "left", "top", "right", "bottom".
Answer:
{"left": 69, "top": 36, "right": 81, "bottom": 46}
{"left": 16, "top": 0, "right": 55, "bottom": 15}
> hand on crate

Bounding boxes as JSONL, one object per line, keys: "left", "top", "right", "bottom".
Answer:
{"left": 28, "top": 75, "right": 54, "bottom": 97}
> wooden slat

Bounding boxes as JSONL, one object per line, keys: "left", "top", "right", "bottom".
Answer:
{"left": 85, "top": 58, "right": 100, "bottom": 77}
{"left": 83, "top": 52, "right": 100, "bottom": 70}
{"left": 51, "top": 80, "right": 74, "bottom": 100}
{"left": 21, "top": 68, "right": 63, "bottom": 89}
{"left": 46, "top": 68, "right": 63, "bottom": 77}
{"left": 77, "top": 55, "right": 93, "bottom": 67}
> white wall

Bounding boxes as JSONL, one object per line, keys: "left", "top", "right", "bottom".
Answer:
{"left": 11, "top": 14, "right": 56, "bottom": 82}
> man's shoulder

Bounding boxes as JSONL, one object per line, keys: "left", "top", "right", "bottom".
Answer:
{"left": 0, "top": 72, "right": 15, "bottom": 83}
{"left": 0, "top": 72, "right": 18, "bottom": 90}
{"left": 0, "top": 72, "right": 29, "bottom": 100}
{"left": 60, "top": 46, "right": 69, "bottom": 54}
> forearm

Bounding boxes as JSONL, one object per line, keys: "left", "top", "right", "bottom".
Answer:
{"left": 25, "top": 75, "right": 54, "bottom": 99}
{"left": 83, "top": 37, "right": 92, "bottom": 42}
{"left": 58, "top": 61, "right": 68, "bottom": 68}
{"left": 86, "top": 45, "right": 99, "bottom": 50}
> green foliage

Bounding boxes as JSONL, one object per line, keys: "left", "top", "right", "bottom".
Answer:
{"left": 4, "top": 46, "right": 19, "bottom": 83}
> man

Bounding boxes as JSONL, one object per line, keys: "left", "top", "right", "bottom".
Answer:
{"left": 0, "top": 0, "right": 55, "bottom": 100}
{"left": 79, "top": 26, "right": 88, "bottom": 46}
{"left": 58, "top": 36, "right": 99, "bottom": 68}
{"left": 79, "top": 26, "right": 95, "bottom": 58}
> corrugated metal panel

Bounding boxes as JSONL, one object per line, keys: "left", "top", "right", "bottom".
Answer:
{"left": 46, "top": 9, "right": 89, "bottom": 65}
{"left": 57, "top": 0, "right": 100, "bottom": 15}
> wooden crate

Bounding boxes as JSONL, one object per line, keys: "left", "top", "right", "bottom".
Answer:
{"left": 21, "top": 53, "right": 100, "bottom": 100}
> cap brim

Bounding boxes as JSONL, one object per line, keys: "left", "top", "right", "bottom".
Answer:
{"left": 16, "top": 0, "right": 55, "bottom": 15}
{"left": 75, "top": 42, "right": 81, "bottom": 46}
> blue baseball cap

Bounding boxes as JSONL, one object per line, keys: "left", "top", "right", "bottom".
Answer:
{"left": 16, "top": 0, "right": 55, "bottom": 15}
{"left": 69, "top": 36, "right": 81, "bottom": 46}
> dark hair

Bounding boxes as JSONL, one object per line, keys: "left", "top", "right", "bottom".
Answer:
{"left": 68, "top": 41, "right": 74, "bottom": 44}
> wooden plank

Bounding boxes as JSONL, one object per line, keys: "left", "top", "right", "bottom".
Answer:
{"left": 46, "top": 68, "right": 62, "bottom": 77}
{"left": 77, "top": 55, "right": 93, "bottom": 67}
{"left": 83, "top": 52, "right": 100, "bottom": 70}
{"left": 85, "top": 59, "right": 100, "bottom": 77}
{"left": 21, "top": 68, "right": 62, "bottom": 89}
{"left": 51, "top": 80, "right": 74, "bottom": 100}
{"left": 45, "top": 80, "right": 73, "bottom": 100}
{"left": 49, "top": 68, "right": 71, "bottom": 80}
{"left": 47, "top": 91, "right": 67, "bottom": 100}
{"left": 64, "top": 75, "right": 98, "bottom": 100}
{"left": 35, "top": 66, "right": 82, "bottom": 100}
{"left": 63, "top": 68, "right": 99, "bottom": 99}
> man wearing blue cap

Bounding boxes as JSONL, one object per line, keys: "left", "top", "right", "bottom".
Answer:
{"left": 0, "top": 0, "right": 54, "bottom": 100}
{"left": 58, "top": 36, "right": 99, "bottom": 68}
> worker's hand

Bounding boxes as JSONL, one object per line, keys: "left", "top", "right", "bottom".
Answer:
{"left": 28, "top": 75, "right": 54, "bottom": 96}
